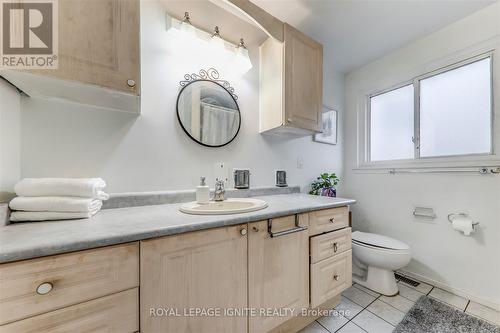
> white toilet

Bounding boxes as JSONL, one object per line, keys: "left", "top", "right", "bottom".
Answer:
{"left": 351, "top": 231, "right": 411, "bottom": 296}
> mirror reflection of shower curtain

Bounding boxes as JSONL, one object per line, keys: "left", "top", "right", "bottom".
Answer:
{"left": 200, "top": 102, "right": 239, "bottom": 146}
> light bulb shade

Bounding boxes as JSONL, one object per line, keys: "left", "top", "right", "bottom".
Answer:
{"left": 179, "top": 21, "right": 196, "bottom": 38}
{"left": 206, "top": 35, "right": 232, "bottom": 68}
{"left": 233, "top": 46, "right": 253, "bottom": 73}
{"left": 209, "top": 35, "right": 226, "bottom": 51}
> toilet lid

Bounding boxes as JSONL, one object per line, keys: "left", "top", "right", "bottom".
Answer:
{"left": 352, "top": 231, "right": 410, "bottom": 250}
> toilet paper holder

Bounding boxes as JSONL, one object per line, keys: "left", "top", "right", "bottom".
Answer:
{"left": 447, "top": 213, "right": 479, "bottom": 227}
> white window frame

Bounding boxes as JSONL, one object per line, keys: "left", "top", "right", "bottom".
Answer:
{"left": 360, "top": 51, "right": 496, "bottom": 170}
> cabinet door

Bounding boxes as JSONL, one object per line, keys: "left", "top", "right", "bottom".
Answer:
{"left": 140, "top": 225, "right": 248, "bottom": 333}
{"left": 33, "top": 0, "right": 140, "bottom": 94}
{"left": 248, "top": 215, "right": 309, "bottom": 333}
{"left": 284, "top": 23, "right": 323, "bottom": 133}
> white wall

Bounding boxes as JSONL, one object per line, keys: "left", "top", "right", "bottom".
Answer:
{"left": 344, "top": 3, "right": 500, "bottom": 308}
{"left": 17, "top": 0, "right": 344, "bottom": 194}
{"left": 0, "top": 80, "right": 21, "bottom": 201}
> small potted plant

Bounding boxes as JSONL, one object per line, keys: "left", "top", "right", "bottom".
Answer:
{"left": 309, "top": 173, "right": 339, "bottom": 197}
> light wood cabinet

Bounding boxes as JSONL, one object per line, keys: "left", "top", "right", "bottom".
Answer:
{"left": 311, "top": 250, "right": 352, "bottom": 308}
{"left": 0, "top": 206, "right": 352, "bottom": 333}
{"left": 259, "top": 23, "right": 323, "bottom": 136}
{"left": 0, "top": 288, "right": 139, "bottom": 333}
{"left": 309, "top": 206, "right": 349, "bottom": 236}
{"left": 35, "top": 0, "right": 140, "bottom": 94}
{"left": 0, "top": 0, "right": 141, "bottom": 113}
{"left": 225, "top": 0, "right": 323, "bottom": 136}
{"left": 140, "top": 225, "right": 248, "bottom": 333}
{"left": 0, "top": 243, "right": 139, "bottom": 325}
{"left": 248, "top": 215, "right": 309, "bottom": 333}
{"left": 310, "top": 227, "right": 352, "bottom": 264}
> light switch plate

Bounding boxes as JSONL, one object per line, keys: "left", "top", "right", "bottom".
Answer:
{"left": 214, "top": 162, "right": 229, "bottom": 183}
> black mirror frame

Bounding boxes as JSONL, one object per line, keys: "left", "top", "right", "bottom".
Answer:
{"left": 176, "top": 69, "right": 241, "bottom": 148}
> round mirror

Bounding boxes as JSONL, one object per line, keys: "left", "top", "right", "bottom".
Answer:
{"left": 177, "top": 80, "right": 241, "bottom": 147}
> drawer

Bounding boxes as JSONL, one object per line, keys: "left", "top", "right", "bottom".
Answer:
{"left": 0, "top": 243, "right": 139, "bottom": 325}
{"left": 309, "top": 206, "right": 349, "bottom": 236}
{"left": 310, "top": 250, "right": 352, "bottom": 308}
{"left": 0, "top": 288, "right": 139, "bottom": 333}
{"left": 310, "top": 227, "right": 351, "bottom": 264}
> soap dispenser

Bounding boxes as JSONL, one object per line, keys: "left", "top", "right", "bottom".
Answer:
{"left": 196, "top": 177, "right": 210, "bottom": 204}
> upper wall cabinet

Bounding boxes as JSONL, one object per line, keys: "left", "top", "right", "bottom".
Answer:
{"left": 260, "top": 24, "right": 323, "bottom": 136}
{"left": 220, "top": 0, "right": 323, "bottom": 136}
{"left": 282, "top": 23, "right": 323, "bottom": 134}
{"left": 0, "top": 0, "right": 140, "bottom": 113}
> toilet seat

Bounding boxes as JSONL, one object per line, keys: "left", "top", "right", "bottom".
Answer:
{"left": 352, "top": 240, "right": 411, "bottom": 255}
{"left": 352, "top": 231, "right": 409, "bottom": 251}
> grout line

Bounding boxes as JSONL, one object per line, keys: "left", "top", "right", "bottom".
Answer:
{"left": 464, "top": 300, "right": 470, "bottom": 313}
{"left": 316, "top": 319, "right": 332, "bottom": 333}
{"left": 364, "top": 308, "right": 397, "bottom": 328}
{"left": 330, "top": 315, "right": 350, "bottom": 333}
{"left": 337, "top": 319, "right": 369, "bottom": 333}
{"left": 350, "top": 321, "right": 369, "bottom": 332}
{"left": 345, "top": 294, "right": 380, "bottom": 324}
{"left": 377, "top": 297, "right": 411, "bottom": 314}
{"left": 398, "top": 293, "right": 420, "bottom": 303}
{"left": 352, "top": 284, "right": 381, "bottom": 298}
{"left": 341, "top": 284, "right": 425, "bottom": 331}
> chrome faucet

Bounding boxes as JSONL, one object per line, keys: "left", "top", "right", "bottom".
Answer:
{"left": 214, "top": 178, "right": 225, "bottom": 201}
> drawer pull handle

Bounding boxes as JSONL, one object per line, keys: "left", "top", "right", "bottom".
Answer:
{"left": 36, "top": 282, "right": 53, "bottom": 295}
{"left": 240, "top": 228, "right": 247, "bottom": 236}
{"left": 333, "top": 274, "right": 340, "bottom": 281}
{"left": 267, "top": 215, "right": 308, "bottom": 238}
{"left": 332, "top": 242, "right": 338, "bottom": 252}
{"left": 329, "top": 218, "right": 335, "bottom": 223}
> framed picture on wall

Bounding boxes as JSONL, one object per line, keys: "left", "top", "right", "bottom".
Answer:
{"left": 313, "top": 106, "right": 338, "bottom": 145}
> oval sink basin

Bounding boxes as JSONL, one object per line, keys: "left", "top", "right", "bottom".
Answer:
{"left": 179, "top": 198, "right": 268, "bottom": 215}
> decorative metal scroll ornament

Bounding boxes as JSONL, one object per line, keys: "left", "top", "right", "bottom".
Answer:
{"left": 179, "top": 68, "right": 237, "bottom": 100}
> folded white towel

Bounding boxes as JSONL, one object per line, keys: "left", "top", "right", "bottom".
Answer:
{"left": 9, "top": 196, "right": 102, "bottom": 213}
{"left": 9, "top": 210, "right": 99, "bottom": 222}
{"left": 14, "top": 178, "right": 109, "bottom": 200}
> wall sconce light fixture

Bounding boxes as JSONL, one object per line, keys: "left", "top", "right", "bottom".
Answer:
{"left": 233, "top": 38, "right": 252, "bottom": 73}
{"left": 167, "top": 12, "right": 253, "bottom": 74}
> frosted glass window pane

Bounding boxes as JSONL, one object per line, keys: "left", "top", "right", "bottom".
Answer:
{"left": 420, "top": 58, "right": 491, "bottom": 157}
{"left": 370, "top": 85, "right": 414, "bottom": 161}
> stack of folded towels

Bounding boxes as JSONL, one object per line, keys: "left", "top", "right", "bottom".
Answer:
{"left": 9, "top": 178, "right": 109, "bottom": 222}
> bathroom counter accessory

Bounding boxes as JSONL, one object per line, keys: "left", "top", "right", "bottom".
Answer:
{"left": 0, "top": 193, "right": 355, "bottom": 264}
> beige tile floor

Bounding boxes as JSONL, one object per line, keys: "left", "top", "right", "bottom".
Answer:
{"left": 299, "top": 272, "right": 500, "bottom": 333}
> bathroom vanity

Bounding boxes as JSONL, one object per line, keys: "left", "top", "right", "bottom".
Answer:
{"left": 0, "top": 193, "right": 354, "bottom": 333}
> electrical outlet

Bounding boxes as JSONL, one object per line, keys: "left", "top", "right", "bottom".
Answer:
{"left": 297, "top": 156, "right": 304, "bottom": 169}
{"left": 214, "top": 162, "right": 229, "bottom": 183}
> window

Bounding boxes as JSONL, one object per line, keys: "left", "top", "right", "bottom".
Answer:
{"left": 370, "top": 85, "right": 414, "bottom": 161}
{"left": 368, "top": 55, "right": 492, "bottom": 162}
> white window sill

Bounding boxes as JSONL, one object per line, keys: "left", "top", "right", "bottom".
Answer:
{"left": 354, "top": 154, "right": 500, "bottom": 174}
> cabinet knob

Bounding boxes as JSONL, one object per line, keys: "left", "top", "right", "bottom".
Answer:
{"left": 36, "top": 282, "right": 53, "bottom": 295}
{"left": 332, "top": 242, "right": 338, "bottom": 252}
{"left": 240, "top": 228, "right": 247, "bottom": 236}
{"left": 329, "top": 218, "right": 335, "bottom": 223}
{"left": 127, "top": 79, "right": 136, "bottom": 88}
{"left": 333, "top": 274, "right": 340, "bottom": 281}
{"left": 252, "top": 226, "right": 259, "bottom": 232}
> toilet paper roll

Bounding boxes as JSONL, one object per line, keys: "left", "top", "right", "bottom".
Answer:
{"left": 451, "top": 215, "right": 474, "bottom": 236}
